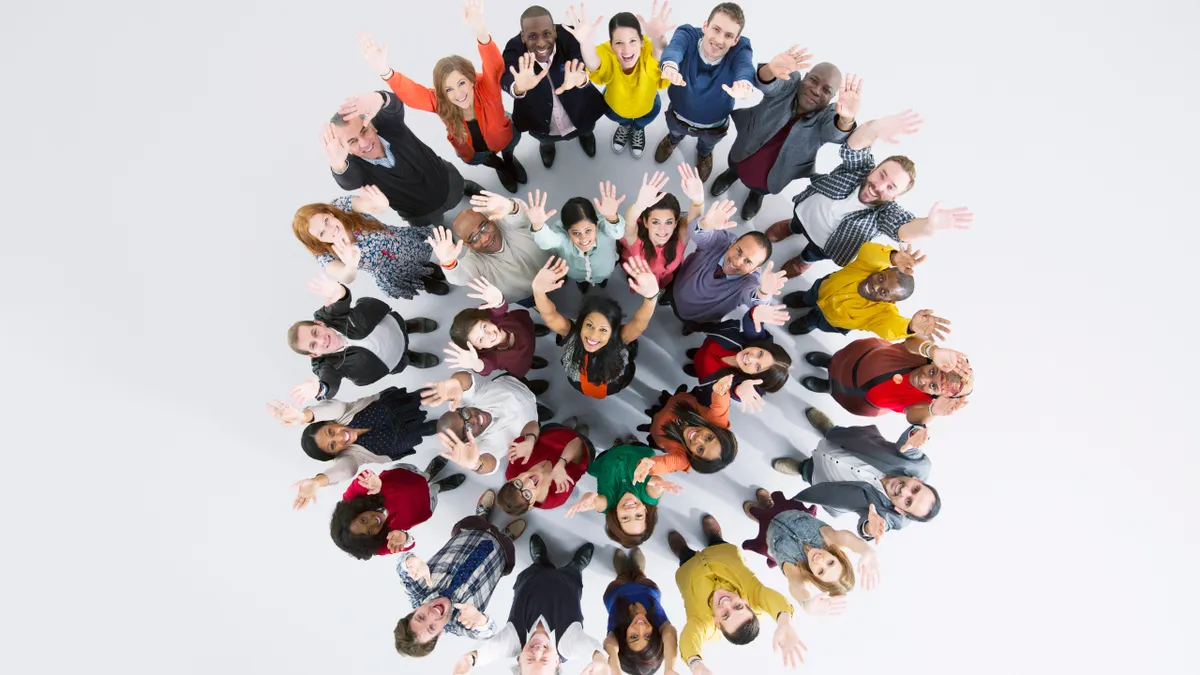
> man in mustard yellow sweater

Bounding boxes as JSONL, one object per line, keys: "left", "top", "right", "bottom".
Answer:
{"left": 783, "top": 242, "right": 951, "bottom": 340}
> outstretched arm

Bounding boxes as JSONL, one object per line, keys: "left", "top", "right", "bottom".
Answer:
{"left": 619, "top": 257, "right": 661, "bottom": 343}
{"left": 846, "top": 110, "right": 923, "bottom": 150}
{"left": 531, "top": 257, "right": 573, "bottom": 336}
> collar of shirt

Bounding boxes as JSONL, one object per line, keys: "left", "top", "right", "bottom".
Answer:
{"left": 362, "top": 136, "right": 396, "bottom": 168}
{"left": 696, "top": 38, "right": 724, "bottom": 67}
{"left": 527, "top": 616, "right": 559, "bottom": 657}
{"left": 331, "top": 327, "right": 349, "bottom": 354}
{"left": 535, "top": 46, "right": 557, "bottom": 69}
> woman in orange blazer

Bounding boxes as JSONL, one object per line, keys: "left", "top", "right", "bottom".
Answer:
{"left": 635, "top": 374, "right": 739, "bottom": 478}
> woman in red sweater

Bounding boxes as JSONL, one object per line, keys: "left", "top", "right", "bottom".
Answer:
{"left": 329, "top": 460, "right": 465, "bottom": 560}
{"left": 356, "top": 2, "right": 527, "bottom": 193}
{"left": 445, "top": 276, "right": 551, "bottom": 395}
{"left": 497, "top": 421, "right": 594, "bottom": 516}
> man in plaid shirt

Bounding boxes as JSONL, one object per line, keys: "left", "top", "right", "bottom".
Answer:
{"left": 392, "top": 490, "right": 527, "bottom": 658}
{"left": 766, "top": 110, "right": 973, "bottom": 278}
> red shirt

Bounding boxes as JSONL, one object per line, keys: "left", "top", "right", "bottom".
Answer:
{"left": 504, "top": 426, "right": 589, "bottom": 510}
{"left": 731, "top": 117, "right": 800, "bottom": 191}
{"left": 865, "top": 375, "right": 933, "bottom": 414}
{"left": 477, "top": 301, "right": 537, "bottom": 378}
{"left": 695, "top": 338, "right": 737, "bottom": 382}
{"left": 341, "top": 467, "right": 432, "bottom": 556}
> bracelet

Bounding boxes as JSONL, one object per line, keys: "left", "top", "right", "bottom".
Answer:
{"left": 509, "top": 200, "right": 520, "bottom": 215}
{"left": 470, "top": 652, "right": 477, "bottom": 666}
{"left": 380, "top": 69, "right": 395, "bottom": 79}
{"left": 474, "top": 459, "right": 484, "bottom": 472}
{"left": 918, "top": 340, "right": 934, "bottom": 358}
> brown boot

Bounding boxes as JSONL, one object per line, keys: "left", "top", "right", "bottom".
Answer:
{"left": 772, "top": 457, "right": 802, "bottom": 475}
{"left": 629, "top": 547, "right": 646, "bottom": 573}
{"left": 701, "top": 514, "right": 722, "bottom": 542}
{"left": 697, "top": 152, "right": 714, "bottom": 182}
{"left": 667, "top": 530, "right": 687, "bottom": 559}
{"left": 742, "top": 500, "right": 758, "bottom": 522}
{"left": 781, "top": 255, "right": 812, "bottom": 279}
{"left": 766, "top": 219, "right": 794, "bottom": 243}
{"left": 655, "top": 135, "right": 678, "bottom": 163}
{"left": 756, "top": 488, "right": 774, "bottom": 509}
{"left": 805, "top": 407, "right": 835, "bottom": 436}
{"left": 613, "top": 549, "right": 629, "bottom": 575}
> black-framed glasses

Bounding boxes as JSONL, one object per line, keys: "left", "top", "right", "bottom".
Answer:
{"left": 511, "top": 478, "right": 534, "bottom": 505}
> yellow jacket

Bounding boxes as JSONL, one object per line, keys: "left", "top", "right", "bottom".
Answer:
{"left": 817, "top": 242, "right": 914, "bottom": 341}
{"left": 674, "top": 543, "right": 793, "bottom": 663}
{"left": 590, "top": 38, "right": 669, "bottom": 119}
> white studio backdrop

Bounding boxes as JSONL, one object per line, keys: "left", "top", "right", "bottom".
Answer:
{"left": 1, "top": 0, "right": 1197, "bottom": 673}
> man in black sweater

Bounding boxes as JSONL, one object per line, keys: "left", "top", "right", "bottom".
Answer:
{"left": 287, "top": 277, "right": 440, "bottom": 402}
{"left": 322, "top": 89, "right": 483, "bottom": 226}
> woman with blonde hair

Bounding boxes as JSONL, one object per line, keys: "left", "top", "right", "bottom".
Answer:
{"left": 291, "top": 189, "right": 447, "bottom": 299}
{"left": 354, "top": 1, "right": 527, "bottom": 193}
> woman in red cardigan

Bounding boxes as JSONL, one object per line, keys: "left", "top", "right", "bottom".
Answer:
{"left": 355, "top": 1, "right": 527, "bottom": 193}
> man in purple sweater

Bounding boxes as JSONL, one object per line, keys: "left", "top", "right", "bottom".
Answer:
{"left": 668, "top": 200, "right": 788, "bottom": 334}
{"left": 654, "top": 2, "right": 756, "bottom": 181}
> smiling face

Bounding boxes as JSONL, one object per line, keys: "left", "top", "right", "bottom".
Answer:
{"left": 520, "top": 14, "right": 557, "bottom": 62}
{"left": 858, "top": 269, "right": 904, "bottom": 302}
{"left": 579, "top": 312, "right": 614, "bottom": 352}
{"left": 722, "top": 236, "right": 768, "bottom": 277}
{"left": 624, "top": 603, "right": 654, "bottom": 651}
{"left": 349, "top": 509, "right": 385, "bottom": 536}
{"left": 467, "top": 319, "right": 504, "bottom": 350}
{"left": 307, "top": 212, "right": 347, "bottom": 245}
{"left": 568, "top": 219, "right": 598, "bottom": 253}
{"left": 805, "top": 546, "right": 844, "bottom": 584}
{"left": 711, "top": 589, "right": 753, "bottom": 632}
{"left": 683, "top": 425, "right": 722, "bottom": 461}
{"left": 316, "top": 423, "right": 360, "bottom": 454}
{"left": 299, "top": 322, "right": 345, "bottom": 356}
{"left": 616, "top": 492, "right": 647, "bottom": 535}
{"left": 859, "top": 159, "right": 913, "bottom": 205}
{"left": 610, "top": 26, "right": 642, "bottom": 69}
{"left": 909, "top": 364, "right": 950, "bottom": 396}
{"left": 519, "top": 626, "right": 558, "bottom": 674}
{"left": 458, "top": 406, "right": 493, "bottom": 438}
{"left": 508, "top": 471, "right": 539, "bottom": 508}
{"left": 409, "top": 597, "right": 454, "bottom": 644}
{"left": 442, "top": 70, "right": 475, "bottom": 110}
{"left": 734, "top": 346, "right": 775, "bottom": 374}
{"left": 643, "top": 208, "right": 677, "bottom": 247}
{"left": 884, "top": 476, "right": 935, "bottom": 517}
{"left": 700, "top": 12, "right": 741, "bottom": 61}
{"left": 796, "top": 63, "right": 841, "bottom": 114}
{"left": 452, "top": 210, "right": 503, "bottom": 253}
{"left": 333, "top": 116, "right": 382, "bottom": 159}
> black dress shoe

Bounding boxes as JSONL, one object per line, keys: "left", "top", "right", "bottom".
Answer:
{"left": 422, "top": 279, "right": 450, "bottom": 296}
{"left": 710, "top": 166, "right": 738, "bottom": 197}
{"left": 408, "top": 351, "right": 441, "bottom": 369}
{"left": 507, "top": 154, "right": 528, "bottom": 184}
{"left": 463, "top": 180, "right": 485, "bottom": 198}
{"left": 405, "top": 318, "right": 438, "bottom": 334}
{"left": 540, "top": 142, "right": 556, "bottom": 168}
{"left": 434, "top": 473, "right": 466, "bottom": 492}
{"left": 530, "top": 355, "right": 549, "bottom": 369}
{"left": 804, "top": 351, "right": 833, "bottom": 368}
{"left": 787, "top": 318, "right": 814, "bottom": 336}
{"left": 494, "top": 165, "right": 518, "bottom": 194}
{"left": 570, "top": 542, "right": 595, "bottom": 571}
{"left": 526, "top": 379, "right": 549, "bottom": 396}
{"left": 741, "top": 191, "right": 764, "bottom": 221}
{"left": 419, "top": 420, "right": 439, "bottom": 437}
{"left": 801, "top": 376, "right": 831, "bottom": 393}
{"left": 577, "top": 281, "right": 592, "bottom": 294}
{"left": 686, "top": 348, "right": 698, "bottom": 359}
{"left": 537, "top": 404, "right": 554, "bottom": 422}
{"left": 579, "top": 132, "right": 597, "bottom": 157}
{"left": 423, "top": 455, "right": 449, "bottom": 478}
{"left": 530, "top": 534, "right": 549, "bottom": 567}
{"left": 782, "top": 291, "right": 809, "bottom": 309}
{"left": 533, "top": 325, "right": 551, "bottom": 338}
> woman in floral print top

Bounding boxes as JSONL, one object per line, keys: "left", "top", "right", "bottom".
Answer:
{"left": 292, "top": 186, "right": 449, "bottom": 299}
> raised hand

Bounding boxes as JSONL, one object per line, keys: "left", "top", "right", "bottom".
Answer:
{"left": 699, "top": 199, "right": 737, "bottom": 230}
{"left": 801, "top": 594, "right": 848, "bottom": 616}
{"left": 661, "top": 63, "right": 686, "bottom": 87}
{"left": 649, "top": 475, "right": 683, "bottom": 494}
{"left": 900, "top": 426, "right": 929, "bottom": 452}
{"left": 292, "top": 478, "right": 321, "bottom": 510}
{"left": 623, "top": 256, "right": 660, "bottom": 299}
{"left": 438, "top": 428, "right": 482, "bottom": 470}
{"left": 751, "top": 304, "right": 789, "bottom": 331}
{"left": 420, "top": 377, "right": 467, "bottom": 410}
{"left": 865, "top": 503, "right": 886, "bottom": 542}
{"left": 290, "top": 377, "right": 321, "bottom": 405}
{"left": 930, "top": 346, "right": 972, "bottom": 378}
{"left": 721, "top": 79, "right": 755, "bottom": 100}
{"left": 519, "top": 188, "right": 558, "bottom": 229}
{"left": 836, "top": 73, "right": 864, "bottom": 121}
{"left": 922, "top": 202, "right": 974, "bottom": 235}
{"left": 404, "top": 555, "right": 432, "bottom": 585}
{"left": 307, "top": 275, "right": 345, "bottom": 305}
{"left": 765, "top": 45, "right": 813, "bottom": 81}
{"left": 565, "top": 491, "right": 601, "bottom": 518}
{"left": 735, "top": 379, "right": 766, "bottom": 413}
{"left": 467, "top": 276, "right": 505, "bottom": 309}
{"left": 510, "top": 52, "right": 551, "bottom": 95}
{"left": 532, "top": 256, "right": 569, "bottom": 294}
{"left": 452, "top": 653, "right": 475, "bottom": 675}
{"left": 386, "top": 530, "right": 410, "bottom": 553}
{"left": 356, "top": 469, "right": 382, "bottom": 494}
{"left": 636, "top": 0, "right": 676, "bottom": 43}
{"left": 460, "top": 0, "right": 489, "bottom": 40}
{"left": 320, "top": 123, "right": 350, "bottom": 170}
{"left": 711, "top": 373, "right": 735, "bottom": 396}
{"left": 632, "top": 457, "right": 655, "bottom": 483}
{"left": 930, "top": 396, "right": 970, "bottom": 416}
{"left": 356, "top": 185, "right": 390, "bottom": 213}
{"left": 891, "top": 241, "right": 925, "bottom": 274}
{"left": 331, "top": 239, "right": 362, "bottom": 269}
{"left": 507, "top": 434, "right": 535, "bottom": 463}
{"left": 265, "top": 400, "right": 307, "bottom": 426}
{"left": 593, "top": 180, "right": 626, "bottom": 221}
{"left": 909, "top": 310, "right": 951, "bottom": 341}
{"left": 356, "top": 32, "right": 391, "bottom": 77}
{"left": 454, "top": 602, "right": 488, "bottom": 629}
{"left": 677, "top": 162, "right": 705, "bottom": 205}
{"left": 555, "top": 59, "right": 590, "bottom": 96}
{"left": 467, "top": 190, "right": 512, "bottom": 221}
{"left": 579, "top": 651, "right": 612, "bottom": 675}
{"left": 339, "top": 91, "right": 384, "bottom": 123}
{"left": 549, "top": 460, "right": 577, "bottom": 492}
{"left": 633, "top": 171, "right": 670, "bottom": 210}
{"left": 444, "top": 341, "right": 486, "bottom": 373}
{"left": 772, "top": 615, "right": 807, "bottom": 668}
{"left": 874, "top": 109, "right": 923, "bottom": 143}
{"left": 425, "top": 226, "right": 464, "bottom": 266}
{"left": 689, "top": 663, "right": 713, "bottom": 675}
{"left": 757, "top": 261, "right": 788, "bottom": 297}
{"left": 562, "top": 4, "right": 604, "bottom": 45}
{"left": 858, "top": 551, "right": 881, "bottom": 591}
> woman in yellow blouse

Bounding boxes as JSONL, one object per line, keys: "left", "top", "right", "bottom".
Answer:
{"left": 563, "top": 3, "right": 674, "bottom": 157}
{"left": 667, "top": 514, "right": 807, "bottom": 675}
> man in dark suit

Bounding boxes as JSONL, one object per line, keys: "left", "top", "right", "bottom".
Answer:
{"left": 772, "top": 408, "right": 942, "bottom": 541}
{"left": 287, "top": 277, "right": 440, "bottom": 402}
{"left": 500, "top": 5, "right": 607, "bottom": 168}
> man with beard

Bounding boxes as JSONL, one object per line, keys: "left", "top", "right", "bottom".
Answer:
{"left": 770, "top": 407, "right": 942, "bottom": 541}
{"left": 766, "top": 110, "right": 974, "bottom": 278}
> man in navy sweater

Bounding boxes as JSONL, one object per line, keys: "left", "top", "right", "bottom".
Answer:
{"left": 654, "top": 2, "right": 756, "bottom": 181}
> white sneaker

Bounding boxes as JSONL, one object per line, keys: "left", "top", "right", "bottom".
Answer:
{"left": 612, "top": 125, "right": 630, "bottom": 154}
{"left": 630, "top": 127, "right": 646, "bottom": 158}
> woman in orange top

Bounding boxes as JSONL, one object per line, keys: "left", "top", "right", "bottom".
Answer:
{"left": 639, "top": 374, "right": 738, "bottom": 476}
{"left": 532, "top": 256, "right": 660, "bottom": 399}
{"left": 355, "top": 1, "right": 527, "bottom": 193}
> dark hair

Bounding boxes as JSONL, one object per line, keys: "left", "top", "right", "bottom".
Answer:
{"left": 711, "top": 342, "right": 792, "bottom": 395}
{"left": 566, "top": 295, "right": 629, "bottom": 385}
{"left": 893, "top": 269, "right": 916, "bottom": 301}
{"left": 329, "top": 112, "right": 351, "bottom": 127}
{"left": 394, "top": 611, "right": 439, "bottom": 657}
{"left": 301, "top": 421, "right": 334, "bottom": 460}
{"left": 706, "top": 2, "right": 746, "bottom": 32}
{"left": 560, "top": 196, "right": 599, "bottom": 230}
{"left": 497, "top": 480, "right": 532, "bottom": 516}
{"left": 906, "top": 483, "right": 941, "bottom": 522}
{"left": 605, "top": 503, "right": 658, "bottom": 547}
{"left": 722, "top": 613, "right": 759, "bottom": 644}
{"left": 329, "top": 493, "right": 388, "bottom": 560}
{"left": 521, "top": 5, "right": 553, "bottom": 24}
{"left": 661, "top": 401, "right": 737, "bottom": 473}
{"left": 608, "top": 12, "right": 642, "bottom": 40}
{"left": 612, "top": 596, "right": 666, "bottom": 675}
{"left": 288, "top": 320, "right": 317, "bottom": 355}
{"left": 450, "top": 308, "right": 489, "bottom": 349}
{"left": 635, "top": 194, "right": 683, "bottom": 267}
{"left": 734, "top": 231, "right": 772, "bottom": 267}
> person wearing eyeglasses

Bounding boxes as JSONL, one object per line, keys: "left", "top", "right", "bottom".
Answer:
{"left": 497, "top": 418, "right": 594, "bottom": 516}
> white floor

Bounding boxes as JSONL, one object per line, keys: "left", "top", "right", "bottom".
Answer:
{"left": 9, "top": 1, "right": 1198, "bottom": 673}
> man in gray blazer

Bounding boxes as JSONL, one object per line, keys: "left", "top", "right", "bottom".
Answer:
{"left": 772, "top": 407, "right": 941, "bottom": 541}
{"left": 711, "top": 46, "right": 859, "bottom": 221}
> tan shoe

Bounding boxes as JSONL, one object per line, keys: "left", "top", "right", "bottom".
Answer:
{"left": 629, "top": 547, "right": 646, "bottom": 573}
{"left": 613, "top": 549, "right": 629, "bottom": 575}
{"left": 756, "top": 488, "right": 774, "bottom": 509}
{"left": 781, "top": 255, "right": 812, "bottom": 279}
{"left": 805, "top": 407, "right": 835, "bottom": 436}
{"left": 655, "top": 135, "right": 678, "bottom": 163}
{"left": 503, "top": 518, "right": 527, "bottom": 541}
{"left": 772, "top": 457, "right": 802, "bottom": 475}
{"left": 766, "top": 219, "right": 794, "bottom": 243}
{"left": 742, "top": 500, "right": 758, "bottom": 522}
{"left": 697, "top": 152, "right": 714, "bottom": 182}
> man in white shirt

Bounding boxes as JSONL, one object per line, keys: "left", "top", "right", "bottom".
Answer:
{"left": 452, "top": 534, "right": 607, "bottom": 675}
{"left": 421, "top": 371, "right": 550, "bottom": 476}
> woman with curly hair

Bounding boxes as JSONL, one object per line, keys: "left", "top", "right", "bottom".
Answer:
{"left": 532, "top": 255, "right": 661, "bottom": 400}
{"left": 740, "top": 489, "right": 880, "bottom": 614}
{"left": 292, "top": 189, "right": 448, "bottom": 299}
{"left": 600, "top": 547, "right": 679, "bottom": 675}
{"left": 354, "top": 1, "right": 526, "bottom": 193}
{"left": 684, "top": 304, "right": 793, "bottom": 413}
{"left": 565, "top": 444, "right": 682, "bottom": 547}
{"left": 330, "top": 463, "right": 466, "bottom": 561}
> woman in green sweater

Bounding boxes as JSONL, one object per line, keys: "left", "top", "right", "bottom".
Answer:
{"left": 565, "top": 444, "right": 683, "bottom": 546}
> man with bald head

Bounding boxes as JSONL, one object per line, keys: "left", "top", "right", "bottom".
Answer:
{"left": 712, "top": 48, "right": 858, "bottom": 221}
{"left": 420, "top": 371, "right": 550, "bottom": 476}
{"left": 426, "top": 192, "right": 552, "bottom": 307}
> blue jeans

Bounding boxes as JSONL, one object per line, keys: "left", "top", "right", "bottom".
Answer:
{"left": 467, "top": 124, "right": 522, "bottom": 166}
{"left": 788, "top": 213, "right": 831, "bottom": 263}
{"left": 664, "top": 107, "right": 729, "bottom": 158}
{"left": 798, "top": 277, "right": 849, "bottom": 335}
{"left": 605, "top": 94, "right": 662, "bottom": 130}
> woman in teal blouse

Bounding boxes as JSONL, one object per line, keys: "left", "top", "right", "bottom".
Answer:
{"left": 527, "top": 183, "right": 628, "bottom": 293}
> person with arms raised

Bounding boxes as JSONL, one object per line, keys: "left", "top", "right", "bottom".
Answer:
{"left": 601, "top": 545, "right": 680, "bottom": 675}
{"left": 528, "top": 184, "right": 627, "bottom": 294}
{"left": 619, "top": 165, "right": 703, "bottom": 293}
{"left": 445, "top": 276, "right": 552, "bottom": 395}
